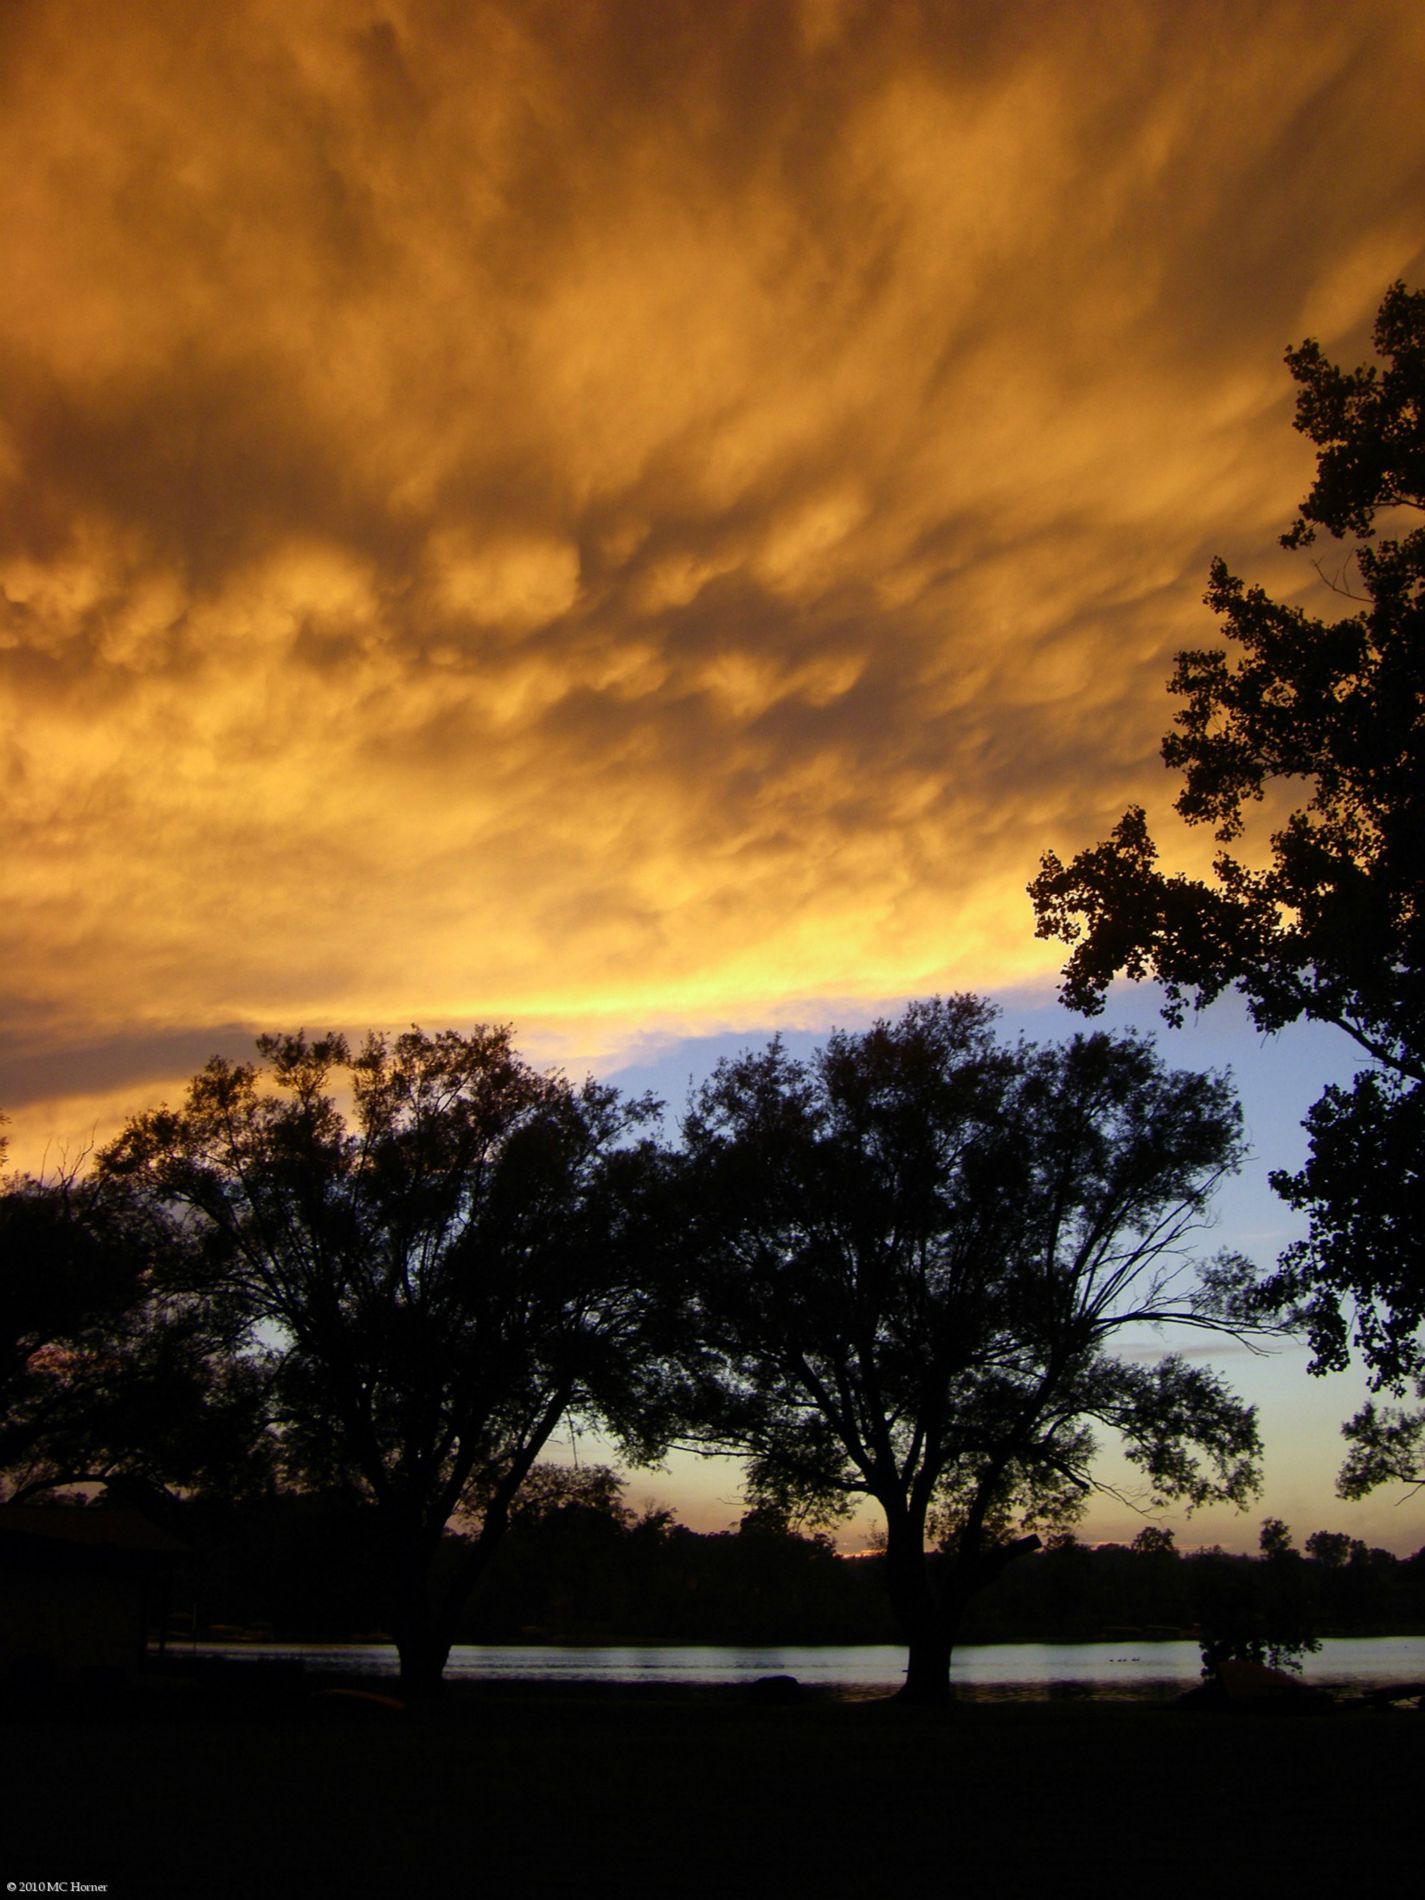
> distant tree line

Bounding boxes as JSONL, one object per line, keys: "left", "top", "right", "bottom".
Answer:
{"left": 146, "top": 1479, "right": 1425, "bottom": 1653}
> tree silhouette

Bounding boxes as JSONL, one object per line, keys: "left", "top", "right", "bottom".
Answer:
{"left": 100, "top": 1027, "right": 672, "bottom": 1695}
{"left": 676, "top": 997, "right": 1260, "bottom": 1703}
{"left": 0, "top": 1133, "right": 269, "bottom": 1520}
{"left": 1030, "top": 283, "right": 1425, "bottom": 1485}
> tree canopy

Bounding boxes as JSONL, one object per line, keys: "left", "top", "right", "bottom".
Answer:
{"left": 1029, "top": 283, "right": 1425, "bottom": 1484}
{"left": 0, "top": 1131, "right": 270, "bottom": 1519}
{"left": 98, "top": 1026, "right": 673, "bottom": 1694}
{"left": 1, "top": 1154, "right": 141, "bottom": 1467}
{"left": 675, "top": 997, "right": 1261, "bottom": 1701}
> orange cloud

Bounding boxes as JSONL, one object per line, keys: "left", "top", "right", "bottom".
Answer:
{"left": 3, "top": 0, "right": 1424, "bottom": 1167}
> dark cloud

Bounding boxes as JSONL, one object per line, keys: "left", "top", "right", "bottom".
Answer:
{"left": 0, "top": 1021, "right": 258, "bottom": 1114}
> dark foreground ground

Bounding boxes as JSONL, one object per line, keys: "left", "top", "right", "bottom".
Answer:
{"left": 2, "top": 1674, "right": 1419, "bottom": 1898}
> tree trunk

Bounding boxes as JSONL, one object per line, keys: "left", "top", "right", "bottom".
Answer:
{"left": 388, "top": 1528, "right": 454, "bottom": 1701}
{"left": 880, "top": 1508, "right": 1043, "bottom": 1706}
{"left": 900, "top": 1625, "right": 954, "bottom": 1705}
{"left": 395, "top": 1624, "right": 453, "bottom": 1701}
{"left": 386, "top": 1503, "right": 512, "bottom": 1700}
{"left": 881, "top": 1507, "right": 954, "bottom": 1706}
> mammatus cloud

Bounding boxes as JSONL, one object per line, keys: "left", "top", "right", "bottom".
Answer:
{"left": 3, "top": 0, "right": 1424, "bottom": 1162}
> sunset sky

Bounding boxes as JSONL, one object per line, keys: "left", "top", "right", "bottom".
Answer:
{"left": 3, "top": 0, "right": 1423, "bottom": 1552}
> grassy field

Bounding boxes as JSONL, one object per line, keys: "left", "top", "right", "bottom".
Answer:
{"left": 2, "top": 1677, "right": 1419, "bottom": 1897}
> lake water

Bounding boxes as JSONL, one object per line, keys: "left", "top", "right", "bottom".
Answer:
{"left": 176, "top": 1635, "right": 1425, "bottom": 1700}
